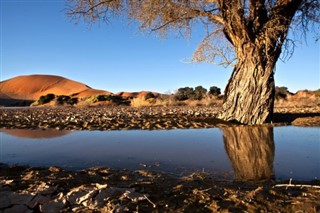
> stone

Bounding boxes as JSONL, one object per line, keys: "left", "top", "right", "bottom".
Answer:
{"left": 76, "top": 190, "right": 98, "bottom": 204}
{"left": 3, "top": 204, "right": 32, "bottom": 213}
{"left": 0, "top": 192, "right": 11, "bottom": 209}
{"left": 27, "top": 194, "right": 51, "bottom": 208}
{"left": 8, "top": 192, "right": 33, "bottom": 205}
{"left": 40, "top": 199, "right": 64, "bottom": 213}
{"left": 66, "top": 185, "right": 94, "bottom": 205}
{"left": 121, "top": 190, "right": 148, "bottom": 202}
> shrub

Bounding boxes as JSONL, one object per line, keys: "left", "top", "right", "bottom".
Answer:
{"left": 38, "top": 93, "right": 55, "bottom": 105}
{"left": 145, "top": 92, "right": 155, "bottom": 100}
{"left": 275, "top": 86, "right": 289, "bottom": 100}
{"left": 91, "top": 94, "right": 129, "bottom": 105}
{"left": 174, "top": 87, "right": 195, "bottom": 101}
{"left": 69, "top": 98, "right": 78, "bottom": 105}
{"left": 194, "top": 86, "right": 207, "bottom": 100}
{"left": 208, "top": 86, "right": 221, "bottom": 96}
{"left": 97, "top": 95, "right": 109, "bottom": 102}
{"left": 56, "top": 95, "right": 78, "bottom": 105}
{"left": 57, "top": 95, "right": 71, "bottom": 105}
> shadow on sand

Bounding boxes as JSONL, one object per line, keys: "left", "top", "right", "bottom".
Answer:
{"left": 273, "top": 112, "right": 320, "bottom": 123}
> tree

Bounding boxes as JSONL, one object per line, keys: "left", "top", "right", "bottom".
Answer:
{"left": 67, "top": 0, "right": 319, "bottom": 124}
{"left": 194, "top": 86, "right": 207, "bottom": 100}
{"left": 174, "top": 87, "right": 195, "bottom": 100}
{"left": 208, "top": 86, "right": 221, "bottom": 96}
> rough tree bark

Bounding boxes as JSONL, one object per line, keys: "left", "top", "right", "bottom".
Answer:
{"left": 218, "top": 45, "right": 276, "bottom": 124}
{"left": 216, "top": 0, "right": 303, "bottom": 124}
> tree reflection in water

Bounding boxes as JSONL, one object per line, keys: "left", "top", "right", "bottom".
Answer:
{"left": 222, "top": 126, "right": 275, "bottom": 181}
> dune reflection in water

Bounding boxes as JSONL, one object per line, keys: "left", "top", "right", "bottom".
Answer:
{"left": 1, "top": 129, "right": 73, "bottom": 139}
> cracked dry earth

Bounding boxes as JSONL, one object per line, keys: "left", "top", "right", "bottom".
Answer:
{"left": 1, "top": 164, "right": 320, "bottom": 212}
{"left": 1, "top": 106, "right": 319, "bottom": 131}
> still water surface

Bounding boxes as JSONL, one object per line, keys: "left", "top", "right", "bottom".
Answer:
{"left": 0, "top": 126, "right": 319, "bottom": 181}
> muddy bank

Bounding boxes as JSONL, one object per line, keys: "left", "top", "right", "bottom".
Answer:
{"left": 1, "top": 164, "right": 319, "bottom": 212}
{"left": 0, "top": 106, "right": 319, "bottom": 130}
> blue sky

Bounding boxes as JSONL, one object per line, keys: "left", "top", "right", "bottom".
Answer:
{"left": 1, "top": 0, "right": 319, "bottom": 93}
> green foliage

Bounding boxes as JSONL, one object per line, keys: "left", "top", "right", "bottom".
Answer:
{"left": 38, "top": 93, "right": 55, "bottom": 105}
{"left": 69, "top": 98, "right": 78, "bottom": 105}
{"left": 194, "top": 86, "right": 207, "bottom": 100}
{"left": 86, "top": 94, "right": 129, "bottom": 105}
{"left": 96, "top": 95, "right": 109, "bottom": 102}
{"left": 174, "top": 87, "right": 195, "bottom": 101}
{"left": 209, "top": 86, "right": 221, "bottom": 96}
{"left": 175, "top": 86, "right": 213, "bottom": 101}
{"left": 57, "top": 95, "right": 70, "bottom": 105}
{"left": 56, "top": 95, "right": 78, "bottom": 105}
{"left": 96, "top": 95, "right": 124, "bottom": 102}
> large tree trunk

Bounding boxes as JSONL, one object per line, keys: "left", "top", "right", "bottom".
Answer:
{"left": 218, "top": 45, "right": 276, "bottom": 124}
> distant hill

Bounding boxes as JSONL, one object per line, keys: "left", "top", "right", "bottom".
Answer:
{"left": 0, "top": 74, "right": 112, "bottom": 106}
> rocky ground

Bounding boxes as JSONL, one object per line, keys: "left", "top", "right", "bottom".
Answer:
{"left": 0, "top": 106, "right": 319, "bottom": 212}
{"left": 0, "top": 106, "right": 319, "bottom": 130}
{"left": 1, "top": 164, "right": 320, "bottom": 213}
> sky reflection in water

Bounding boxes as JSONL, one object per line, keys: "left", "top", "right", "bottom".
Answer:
{"left": 0, "top": 126, "right": 319, "bottom": 181}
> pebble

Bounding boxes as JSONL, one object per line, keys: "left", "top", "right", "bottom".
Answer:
{"left": 0, "top": 106, "right": 220, "bottom": 130}
{"left": 0, "top": 106, "right": 319, "bottom": 130}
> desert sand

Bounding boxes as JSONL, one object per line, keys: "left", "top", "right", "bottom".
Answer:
{"left": 0, "top": 74, "right": 112, "bottom": 102}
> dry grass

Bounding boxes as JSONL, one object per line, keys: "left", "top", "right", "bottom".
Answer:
{"left": 183, "top": 95, "right": 222, "bottom": 107}
{"left": 130, "top": 95, "right": 223, "bottom": 107}
{"left": 130, "top": 97, "right": 154, "bottom": 107}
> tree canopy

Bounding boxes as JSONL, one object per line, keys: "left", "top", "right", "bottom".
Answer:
{"left": 68, "top": 0, "right": 319, "bottom": 65}
{"left": 68, "top": 0, "right": 319, "bottom": 124}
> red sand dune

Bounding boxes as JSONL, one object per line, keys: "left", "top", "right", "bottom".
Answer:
{"left": 75, "top": 88, "right": 112, "bottom": 98}
{"left": 0, "top": 74, "right": 111, "bottom": 100}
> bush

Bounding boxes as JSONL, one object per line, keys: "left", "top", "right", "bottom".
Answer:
{"left": 56, "top": 95, "right": 78, "bottom": 105}
{"left": 38, "top": 93, "right": 55, "bottom": 105}
{"left": 69, "top": 98, "right": 78, "bottom": 105}
{"left": 208, "top": 86, "right": 221, "bottom": 96}
{"left": 57, "top": 95, "right": 70, "bottom": 105}
{"left": 96, "top": 95, "right": 110, "bottom": 102}
{"left": 145, "top": 92, "right": 155, "bottom": 100}
{"left": 275, "top": 86, "right": 289, "bottom": 100}
{"left": 91, "top": 94, "right": 129, "bottom": 105}
{"left": 174, "top": 87, "right": 195, "bottom": 101}
{"left": 194, "top": 86, "right": 207, "bottom": 100}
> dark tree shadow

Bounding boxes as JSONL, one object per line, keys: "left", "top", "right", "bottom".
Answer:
{"left": 222, "top": 126, "right": 275, "bottom": 181}
{"left": 273, "top": 112, "right": 320, "bottom": 124}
